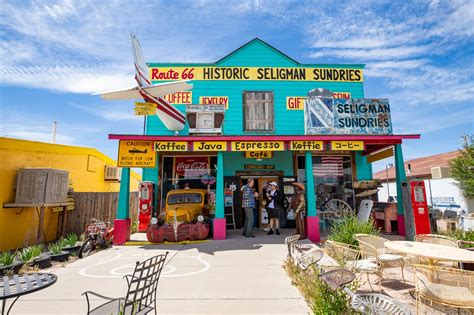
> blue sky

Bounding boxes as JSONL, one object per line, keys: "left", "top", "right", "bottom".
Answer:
{"left": 1, "top": 0, "right": 473, "bottom": 171}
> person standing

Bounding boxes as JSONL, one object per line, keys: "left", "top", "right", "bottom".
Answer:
{"left": 241, "top": 178, "right": 256, "bottom": 237}
{"left": 290, "top": 183, "right": 306, "bottom": 240}
{"left": 266, "top": 181, "right": 282, "bottom": 235}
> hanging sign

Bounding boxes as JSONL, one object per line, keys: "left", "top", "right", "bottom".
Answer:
{"left": 245, "top": 151, "right": 273, "bottom": 159}
{"left": 244, "top": 164, "right": 275, "bottom": 170}
{"left": 231, "top": 141, "right": 284, "bottom": 151}
{"left": 118, "top": 140, "right": 156, "bottom": 168}
{"left": 154, "top": 142, "right": 187, "bottom": 151}
{"left": 290, "top": 141, "right": 323, "bottom": 151}
{"left": 175, "top": 156, "right": 208, "bottom": 177}
{"left": 193, "top": 141, "right": 227, "bottom": 151}
{"left": 134, "top": 102, "right": 156, "bottom": 116}
{"left": 150, "top": 67, "right": 363, "bottom": 82}
{"left": 163, "top": 91, "right": 192, "bottom": 105}
{"left": 287, "top": 93, "right": 351, "bottom": 110}
{"left": 331, "top": 141, "right": 364, "bottom": 151}
{"left": 199, "top": 96, "right": 229, "bottom": 109}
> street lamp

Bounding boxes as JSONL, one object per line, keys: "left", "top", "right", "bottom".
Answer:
{"left": 386, "top": 163, "right": 394, "bottom": 202}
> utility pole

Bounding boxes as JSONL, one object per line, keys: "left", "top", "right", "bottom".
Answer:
{"left": 52, "top": 122, "right": 57, "bottom": 144}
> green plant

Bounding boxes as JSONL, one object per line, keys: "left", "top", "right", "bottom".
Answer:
{"left": 0, "top": 251, "right": 16, "bottom": 266}
{"left": 18, "top": 245, "right": 43, "bottom": 263}
{"left": 283, "top": 259, "right": 353, "bottom": 314}
{"left": 65, "top": 233, "right": 79, "bottom": 247}
{"left": 438, "top": 229, "right": 474, "bottom": 248}
{"left": 131, "top": 220, "right": 138, "bottom": 234}
{"left": 48, "top": 242, "right": 64, "bottom": 255}
{"left": 450, "top": 143, "right": 474, "bottom": 199}
{"left": 328, "top": 215, "right": 379, "bottom": 247}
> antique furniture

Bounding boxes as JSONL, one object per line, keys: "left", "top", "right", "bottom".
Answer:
{"left": 371, "top": 202, "right": 398, "bottom": 234}
{"left": 295, "top": 248, "right": 324, "bottom": 271}
{"left": 324, "top": 240, "right": 382, "bottom": 292}
{"left": 320, "top": 268, "right": 411, "bottom": 315}
{"left": 83, "top": 253, "right": 168, "bottom": 315}
{"left": 384, "top": 241, "right": 474, "bottom": 266}
{"left": 354, "top": 234, "right": 405, "bottom": 282}
{"left": 414, "top": 234, "right": 459, "bottom": 247}
{"left": 1, "top": 273, "right": 57, "bottom": 315}
{"left": 413, "top": 264, "right": 474, "bottom": 313}
{"left": 284, "top": 234, "right": 300, "bottom": 258}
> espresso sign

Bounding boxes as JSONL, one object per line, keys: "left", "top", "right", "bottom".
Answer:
{"left": 231, "top": 141, "right": 284, "bottom": 151}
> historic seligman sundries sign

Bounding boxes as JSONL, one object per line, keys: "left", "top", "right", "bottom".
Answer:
{"left": 304, "top": 88, "right": 392, "bottom": 135}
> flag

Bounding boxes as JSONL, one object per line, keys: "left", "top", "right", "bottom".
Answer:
{"left": 313, "top": 156, "right": 344, "bottom": 177}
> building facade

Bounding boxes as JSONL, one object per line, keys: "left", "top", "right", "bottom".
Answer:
{"left": 111, "top": 38, "right": 419, "bottom": 243}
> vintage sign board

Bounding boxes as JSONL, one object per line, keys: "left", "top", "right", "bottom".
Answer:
{"left": 134, "top": 102, "right": 156, "bottom": 116}
{"left": 163, "top": 91, "right": 192, "bottom": 104}
{"left": 331, "top": 141, "right": 364, "bottom": 151}
{"left": 287, "top": 93, "right": 351, "bottom": 110}
{"left": 245, "top": 151, "right": 273, "bottom": 159}
{"left": 305, "top": 89, "right": 392, "bottom": 135}
{"left": 199, "top": 96, "right": 229, "bottom": 109}
{"left": 118, "top": 140, "right": 156, "bottom": 167}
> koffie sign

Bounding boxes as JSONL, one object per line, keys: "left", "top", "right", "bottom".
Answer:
{"left": 149, "top": 67, "right": 363, "bottom": 82}
{"left": 305, "top": 97, "right": 393, "bottom": 135}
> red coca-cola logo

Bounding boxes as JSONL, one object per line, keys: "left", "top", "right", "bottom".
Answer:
{"left": 175, "top": 157, "right": 209, "bottom": 176}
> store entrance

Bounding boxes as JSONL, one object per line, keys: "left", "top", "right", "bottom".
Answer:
{"left": 239, "top": 175, "right": 280, "bottom": 229}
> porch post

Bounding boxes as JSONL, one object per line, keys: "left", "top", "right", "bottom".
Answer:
{"left": 305, "top": 151, "right": 320, "bottom": 242}
{"left": 213, "top": 151, "right": 226, "bottom": 240}
{"left": 114, "top": 167, "right": 131, "bottom": 245}
{"left": 394, "top": 144, "right": 407, "bottom": 236}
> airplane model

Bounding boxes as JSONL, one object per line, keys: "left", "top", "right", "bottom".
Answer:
{"left": 97, "top": 34, "right": 192, "bottom": 131}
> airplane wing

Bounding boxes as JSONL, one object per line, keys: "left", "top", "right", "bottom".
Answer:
{"left": 96, "top": 81, "right": 193, "bottom": 100}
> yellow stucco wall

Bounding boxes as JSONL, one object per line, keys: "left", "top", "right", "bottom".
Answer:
{"left": 0, "top": 137, "right": 141, "bottom": 251}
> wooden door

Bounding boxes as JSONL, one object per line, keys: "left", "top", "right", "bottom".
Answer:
{"left": 257, "top": 177, "right": 279, "bottom": 228}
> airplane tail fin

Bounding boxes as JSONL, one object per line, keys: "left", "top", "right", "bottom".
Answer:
{"left": 131, "top": 34, "right": 151, "bottom": 87}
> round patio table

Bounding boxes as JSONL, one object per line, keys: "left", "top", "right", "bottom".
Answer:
{"left": 0, "top": 273, "right": 57, "bottom": 315}
{"left": 385, "top": 241, "right": 474, "bottom": 265}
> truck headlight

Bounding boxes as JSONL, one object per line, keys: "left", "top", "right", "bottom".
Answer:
{"left": 150, "top": 217, "right": 158, "bottom": 225}
{"left": 197, "top": 215, "right": 204, "bottom": 222}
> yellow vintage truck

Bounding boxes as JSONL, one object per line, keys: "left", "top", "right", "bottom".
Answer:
{"left": 147, "top": 189, "right": 211, "bottom": 242}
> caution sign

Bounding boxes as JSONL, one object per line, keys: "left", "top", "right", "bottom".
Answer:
{"left": 118, "top": 140, "right": 156, "bottom": 168}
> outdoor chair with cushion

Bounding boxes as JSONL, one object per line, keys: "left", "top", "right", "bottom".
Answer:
{"left": 354, "top": 234, "right": 405, "bottom": 282}
{"left": 412, "top": 264, "right": 474, "bottom": 313}
{"left": 324, "top": 240, "right": 382, "bottom": 292}
{"left": 320, "top": 268, "right": 412, "bottom": 315}
{"left": 82, "top": 252, "right": 169, "bottom": 315}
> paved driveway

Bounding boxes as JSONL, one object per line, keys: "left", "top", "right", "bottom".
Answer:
{"left": 12, "top": 229, "right": 310, "bottom": 314}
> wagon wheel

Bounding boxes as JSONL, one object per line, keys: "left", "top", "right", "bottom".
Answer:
{"left": 325, "top": 199, "right": 352, "bottom": 218}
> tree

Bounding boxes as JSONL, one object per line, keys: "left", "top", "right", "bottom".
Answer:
{"left": 450, "top": 143, "right": 474, "bottom": 199}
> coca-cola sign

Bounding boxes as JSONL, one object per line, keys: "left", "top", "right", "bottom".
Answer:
{"left": 175, "top": 156, "right": 209, "bottom": 177}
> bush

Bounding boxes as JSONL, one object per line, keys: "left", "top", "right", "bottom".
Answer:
{"left": 18, "top": 245, "right": 43, "bottom": 263}
{"left": 48, "top": 242, "right": 64, "bottom": 255}
{"left": 283, "top": 259, "right": 352, "bottom": 314}
{"left": 328, "top": 215, "right": 379, "bottom": 247}
{"left": 0, "top": 251, "right": 16, "bottom": 266}
{"left": 440, "top": 229, "right": 474, "bottom": 248}
{"left": 65, "top": 233, "right": 79, "bottom": 247}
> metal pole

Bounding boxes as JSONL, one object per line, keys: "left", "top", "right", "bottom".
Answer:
{"left": 52, "top": 121, "right": 57, "bottom": 144}
{"left": 386, "top": 165, "right": 390, "bottom": 202}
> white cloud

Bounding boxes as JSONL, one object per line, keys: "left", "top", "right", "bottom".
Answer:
{"left": 310, "top": 46, "right": 430, "bottom": 61}
{"left": 68, "top": 102, "right": 143, "bottom": 122}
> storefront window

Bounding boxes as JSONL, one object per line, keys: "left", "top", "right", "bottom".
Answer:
{"left": 312, "top": 155, "right": 354, "bottom": 209}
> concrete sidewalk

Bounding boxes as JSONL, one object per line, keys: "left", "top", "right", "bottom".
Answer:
{"left": 11, "top": 229, "right": 310, "bottom": 314}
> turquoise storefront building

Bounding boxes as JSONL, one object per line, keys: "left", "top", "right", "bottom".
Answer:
{"left": 110, "top": 38, "right": 419, "bottom": 244}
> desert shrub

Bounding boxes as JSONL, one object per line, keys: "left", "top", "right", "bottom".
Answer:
{"left": 48, "top": 242, "right": 64, "bottom": 255}
{"left": 65, "top": 233, "right": 79, "bottom": 247}
{"left": 18, "top": 245, "right": 43, "bottom": 262}
{"left": 328, "top": 215, "right": 379, "bottom": 247}
{"left": 0, "top": 251, "right": 16, "bottom": 266}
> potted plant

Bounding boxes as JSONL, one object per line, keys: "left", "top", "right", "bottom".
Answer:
{"left": 62, "top": 233, "right": 81, "bottom": 255}
{"left": 0, "top": 250, "right": 23, "bottom": 276}
{"left": 20, "top": 245, "right": 52, "bottom": 269}
{"left": 48, "top": 241, "right": 70, "bottom": 262}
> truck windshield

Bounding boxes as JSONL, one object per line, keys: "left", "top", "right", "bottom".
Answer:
{"left": 168, "top": 193, "right": 202, "bottom": 205}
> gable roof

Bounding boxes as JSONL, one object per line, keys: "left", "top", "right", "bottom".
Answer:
{"left": 215, "top": 37, "right": 300, "bottom": 65}
{"left": 373, "top": 150, "right": 460, "bottom": 181}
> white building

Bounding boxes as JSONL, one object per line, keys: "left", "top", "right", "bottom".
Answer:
{"left": 373, "top": 151, "right": 473, "bottom": 214}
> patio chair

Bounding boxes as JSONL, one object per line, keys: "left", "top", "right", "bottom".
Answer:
{"left": 354, "top": 234, "right": 405, "bottom": 282}
{"left": 82, "top": 252, "right": 169, "bottom": 315}
{"left": 357, "top": 199, "right": 373, "bottom": 223}
{"left": 412, "top": 264, "right": 474, "bottom": 313}
{"left": 320, "top": 268, "right": 412, "bottom": 315}
{"left": 295, "top": 248, "right": 324, "bottom": 271}
{"left": 414, "top": 234, "right": 459, "bottom": 247}
{"left": 324, "top": 240, "right": 382, "bottom": 292}
{"left": 284, "top": 234, "right": 300, "bottom": 258}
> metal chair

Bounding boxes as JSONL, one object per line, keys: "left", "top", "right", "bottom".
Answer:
{"left": 296, "top": 248, "right": 324, "bottom": 271}
{"left": 354, "top": 234, "right": 405, "bottom": 282}
{"left": 324, "top": 240, "right": 382, "bottom": 292}
{"left": 83, "top": 252, "right": 168, "bottom": 315}
{"left": 414, "top": 234, "right": 459, "bottom": 247}
{"left": 412, "top": 264, "right": 474, "bottom": 313}
{"left": 284, "top": 234, "right": 300, "bottom": 258}
{"left": 320, "top": 268, "right": 412, "bottom": 315}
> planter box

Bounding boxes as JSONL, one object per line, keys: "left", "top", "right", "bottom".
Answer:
{"left": 63, "top": 245, "right": 81, "bottom": 256}
{"left": 48, "top": 251, "right": 70, "bottom": 262}
{"left": 29, "top": 254, "right": 52, "bottom": 269}
{"left": 0, "top": 259, "right": 23, "bottom": 276}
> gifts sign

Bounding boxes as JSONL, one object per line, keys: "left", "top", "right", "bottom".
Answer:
{"left": 175, "top": 156, "right": 209, "bottom": 177}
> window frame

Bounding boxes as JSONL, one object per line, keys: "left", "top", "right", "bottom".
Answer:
{"left": 242, "top": 91, "right": 275, "bottom": 133}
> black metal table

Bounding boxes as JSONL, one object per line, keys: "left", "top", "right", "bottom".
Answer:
{"left": 0, "top": 273, "right": 57, "bottom": 315}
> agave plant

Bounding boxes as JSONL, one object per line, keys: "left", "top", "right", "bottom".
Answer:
{"left": 0, "top": 251, "right": 16, "bottom": 266}
{"left": 65, "top": 233, "right": 79, "bottom": 247}
{"left": 48, "top": 242, "right": 64, "bottom": 255}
